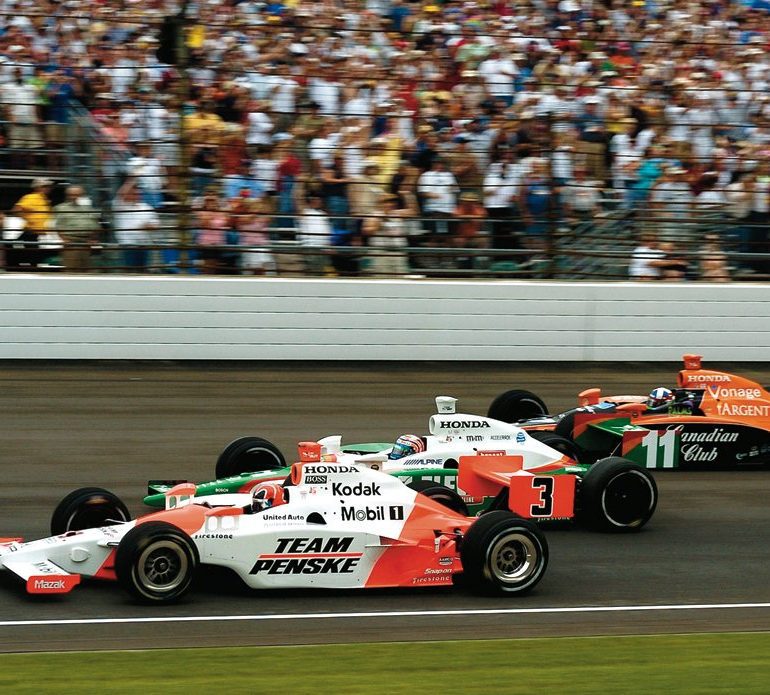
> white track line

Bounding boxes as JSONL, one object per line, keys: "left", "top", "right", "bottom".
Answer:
{"left": 3, "top": 602, "right": 770, "bottom": 628}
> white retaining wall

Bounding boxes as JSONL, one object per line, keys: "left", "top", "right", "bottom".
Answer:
{"left": 0, "top": 276, "right": 768, "bottom": 361}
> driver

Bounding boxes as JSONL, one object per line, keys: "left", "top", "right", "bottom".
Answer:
{"left": 251, "top": 481, "right": 286, "bottom": 513}
{"left": 646, "top": 387, "right": 675, "bottom": 413}
{"left": 388, "top": 434, "right": 426, "bottom": 460}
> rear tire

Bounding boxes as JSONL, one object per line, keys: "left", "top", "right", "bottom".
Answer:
{"left": 215, "top": 436, "right": 286, "bottom": 479}
{"left": 577, "top": 457, "right": 658, "bottom": 532}
{"left": 461, "top": 511, "right": 548, "bottom": 595}
{"left": 50, "top": 487, "right": 131, "bottom": 536}
{"left": 527, "top": 430, "right": 584, "bottom": 464}
{"left": 407, "top": 480, "right": 469, "bottom": 516}
{"left": 115, "top": 521, "right": 198, "bottom": 603}
{"left": 487, "top": 390, "right": 548, "bottom": 423}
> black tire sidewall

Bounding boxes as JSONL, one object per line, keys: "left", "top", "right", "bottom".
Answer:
{"left": 50, "top": 487, "right": 131, "bottom": 536}
{"left": 215, "top": 436, "right": 286, "bottom": 478}
{"left": 407, "top": 479, "right": 469, "bottom": 516}
{"left": 578, "top": 457, "right": 658, "bottom": 532}
{"left": 461, "top": 511, "right": 548, "bottom": 595}
{"left": 487, "top": 390, "right": 548, "bottom": 423}
{"left": 115, "top": 521, "right": 198, "bottom": 603}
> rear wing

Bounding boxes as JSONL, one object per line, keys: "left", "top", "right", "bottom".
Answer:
{"left": 458, "top": 455, "right": 576, "bottom": 520}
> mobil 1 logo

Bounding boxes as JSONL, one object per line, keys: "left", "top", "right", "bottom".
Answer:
{"left": 341, "top": 505, "right": 405, "bottom": 522}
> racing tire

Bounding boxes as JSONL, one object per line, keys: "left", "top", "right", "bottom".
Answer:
{"left": 407, "top": 480, "right": 469, "bottom": 516}
{"left": 115, "top": 521, "right": 198, "bottom": 603}
{"left": 577, "top": 457, "right": 658, "bottom": 533}
{"left": 487, "top": 390, "right": 548, "bottom": 423}
{"left": 215, "top": 436, "right": 286, "bottom": 479}
{"left": 50, "top": 487, "right": 131, "bottom": 536}
{"left": 461, "top": 511, "right": 548, "bottom": 596}
{"left": 527, "top": 430, "right": 584, "bottom": 464}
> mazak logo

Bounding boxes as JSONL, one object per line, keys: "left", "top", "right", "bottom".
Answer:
{"left": 305, "top": 475, "right": 327, "bottom": 484}
{"left": 439, "top": 420, "right": 491, "bottom": 429}
{"left": 686, "top": 374, "right": 730, "bottom": 383}
{"left": 332, "top": 482, "right": 381, "bottom": 496}
{"left": 304, "top": 465, "right": 357, "bottom": 474}
{"left": 250, "top": 537, "right": 360, "bottom": 575}
{"left": 33, "top": 578, "right": 65, "bottom": 590}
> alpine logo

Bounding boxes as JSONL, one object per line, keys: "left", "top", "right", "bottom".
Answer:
{"left": 250, "top": 536, "right": 361, "bottom": 575}
{"left": 340, "top": 505, "right": 404, "bottom": 521}
{"left": 439, "top": 420, "right": 491, "bottom": 429}
{"left": 332, "top": 482, "right": 381, "bottom": 496}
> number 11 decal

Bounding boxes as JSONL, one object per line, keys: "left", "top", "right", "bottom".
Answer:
{"left": 640, "top": 429, "right": 678, "bottom": 468}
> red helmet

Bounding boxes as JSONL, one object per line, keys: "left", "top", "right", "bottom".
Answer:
{"left": 251, "top": 481, "right": 286, "bottom": 512}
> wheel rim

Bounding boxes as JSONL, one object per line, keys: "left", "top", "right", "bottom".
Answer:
{"left": 601, "top": 470, "right": 655, "bottom": 528}
{"left": 65, "top": 501, "right": 127, "bottom": 532}
{"left": 487, "top": 531, "right": 539, "bottom": 586}
{"left": 137, "top": 541, "right": 189, "bottom": 593}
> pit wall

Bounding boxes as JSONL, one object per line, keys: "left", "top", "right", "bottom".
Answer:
{"left": 1, "top": 276, "right": 767, "bottom": 360}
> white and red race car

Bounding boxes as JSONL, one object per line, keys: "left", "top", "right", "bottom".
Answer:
{"left": 0, "top": 446, "right": 558, "bottom": 603}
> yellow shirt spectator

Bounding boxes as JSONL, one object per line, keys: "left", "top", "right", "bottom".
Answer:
{"left": 14, "top": 191, "right": 52, "bottom": 235}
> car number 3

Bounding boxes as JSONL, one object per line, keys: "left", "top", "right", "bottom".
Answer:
{"left": 530, "top": 477, "right": 554, "bottom": 517}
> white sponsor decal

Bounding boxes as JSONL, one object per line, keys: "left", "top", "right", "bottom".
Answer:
{"left": 686, "top": 374, "right": 731, "bottom": 383}
{"left": 716, "top": 403, "right": 770, "bottom": 417}
{"left": 709, "top": 386, "right": 761, "bottom": 399}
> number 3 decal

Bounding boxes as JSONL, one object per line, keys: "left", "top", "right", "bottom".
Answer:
{"left": 530, "top": 476, "right": 554, "bottom": 517}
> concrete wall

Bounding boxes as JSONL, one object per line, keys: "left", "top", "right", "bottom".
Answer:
{"left": 1, "top": 276, "right": 768, "bottom": 360}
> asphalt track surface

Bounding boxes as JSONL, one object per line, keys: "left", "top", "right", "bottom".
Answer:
{"left": 2, "top": 361, "right": 770, "bottom": 653}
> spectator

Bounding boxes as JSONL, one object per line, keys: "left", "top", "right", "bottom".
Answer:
{"left": 417, "top": 158, "right": 459, "bottom": 239}
{"left": 112, "top": 179, "right": 160, "bottom": 273}
{"left": 700, "top": 234, "right": 731, "bottom": 283}
{"left": 453, "top": 192, "right": 488, "bottom": 270}
{"left": 1, "top": 68, "right": 43, "bottom": 167}
{"left": 10, "top": 177, "right": 53, "bottom": 269}
{"left": 53, "top": 185, "right": 100, "bottom": 273}
{"left": 236, "top": 198, "right": 274, "bottom": 276}
{"left": 366, "top": 191, "right": 418, "bottom": 277}
{"left": 297, "top": 195, "right": 332, "bottom": 276}
{"left": 194, "top": 189, "right": 231, "bottom": 275}
{"left": 629, "top": 233, "right": 666, "bottom": 281}
{"left": 483, "top": 148, "right": 521, "bottom": 259}
{"left": 127, "top": 142, "right": 166, "bottom": 210}
{"left": 519, "top": 158, "right": 554, "bottom": 251}
{"left": 319, "top": 152, "right": 352, "bottom": 231}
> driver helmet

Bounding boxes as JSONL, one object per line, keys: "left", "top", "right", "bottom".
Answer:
{"left": 251, "top": 481, "right": 286, "bottom": 513}
{"left": 388, "top": 434, "right": 426, "bottom": 460}
{"left": 648, "top": 387, "right": 674, "bottom": 408}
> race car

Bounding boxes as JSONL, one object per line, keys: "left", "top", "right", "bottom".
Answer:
{"left": 142, "top": 396, "right": 658, "bottom": 533}
{"left": 487, "top": 354, "right": 770, "bottom": 469}
{"left": 0, "top": 450, "right": 552, "bottom": 602}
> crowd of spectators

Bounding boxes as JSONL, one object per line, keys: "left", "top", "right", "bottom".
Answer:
{"left": 2, "top": 0, "right": 770, "bottom": 280}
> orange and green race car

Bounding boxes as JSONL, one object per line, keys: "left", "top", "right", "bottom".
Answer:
{"left": 488, "top": 355, "right": 770, "bottom": 469}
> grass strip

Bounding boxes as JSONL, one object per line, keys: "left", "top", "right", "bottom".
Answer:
{"left": 2, "top": 632, "right": 770, "bottom": 694}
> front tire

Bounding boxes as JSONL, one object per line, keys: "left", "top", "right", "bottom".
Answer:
{"left": 460, "top": 511, "right": 548, "bottom": 595}
{"left": 215, "top": 436, "right": 286, "bottom": 479}
{"left": 115, "top": 521, "right": 198, "bottom": 603}
{"left": 487, "top": 389, "right": 548, "bottom": 423}
{"left": 50, "top": 487, "right": 131, "bottom": 535}
{"left": 577, "top": 457, "right": 658, "bottom": 532}
{"left": 407, "top": 480, "right": 469, "bottom": 516}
